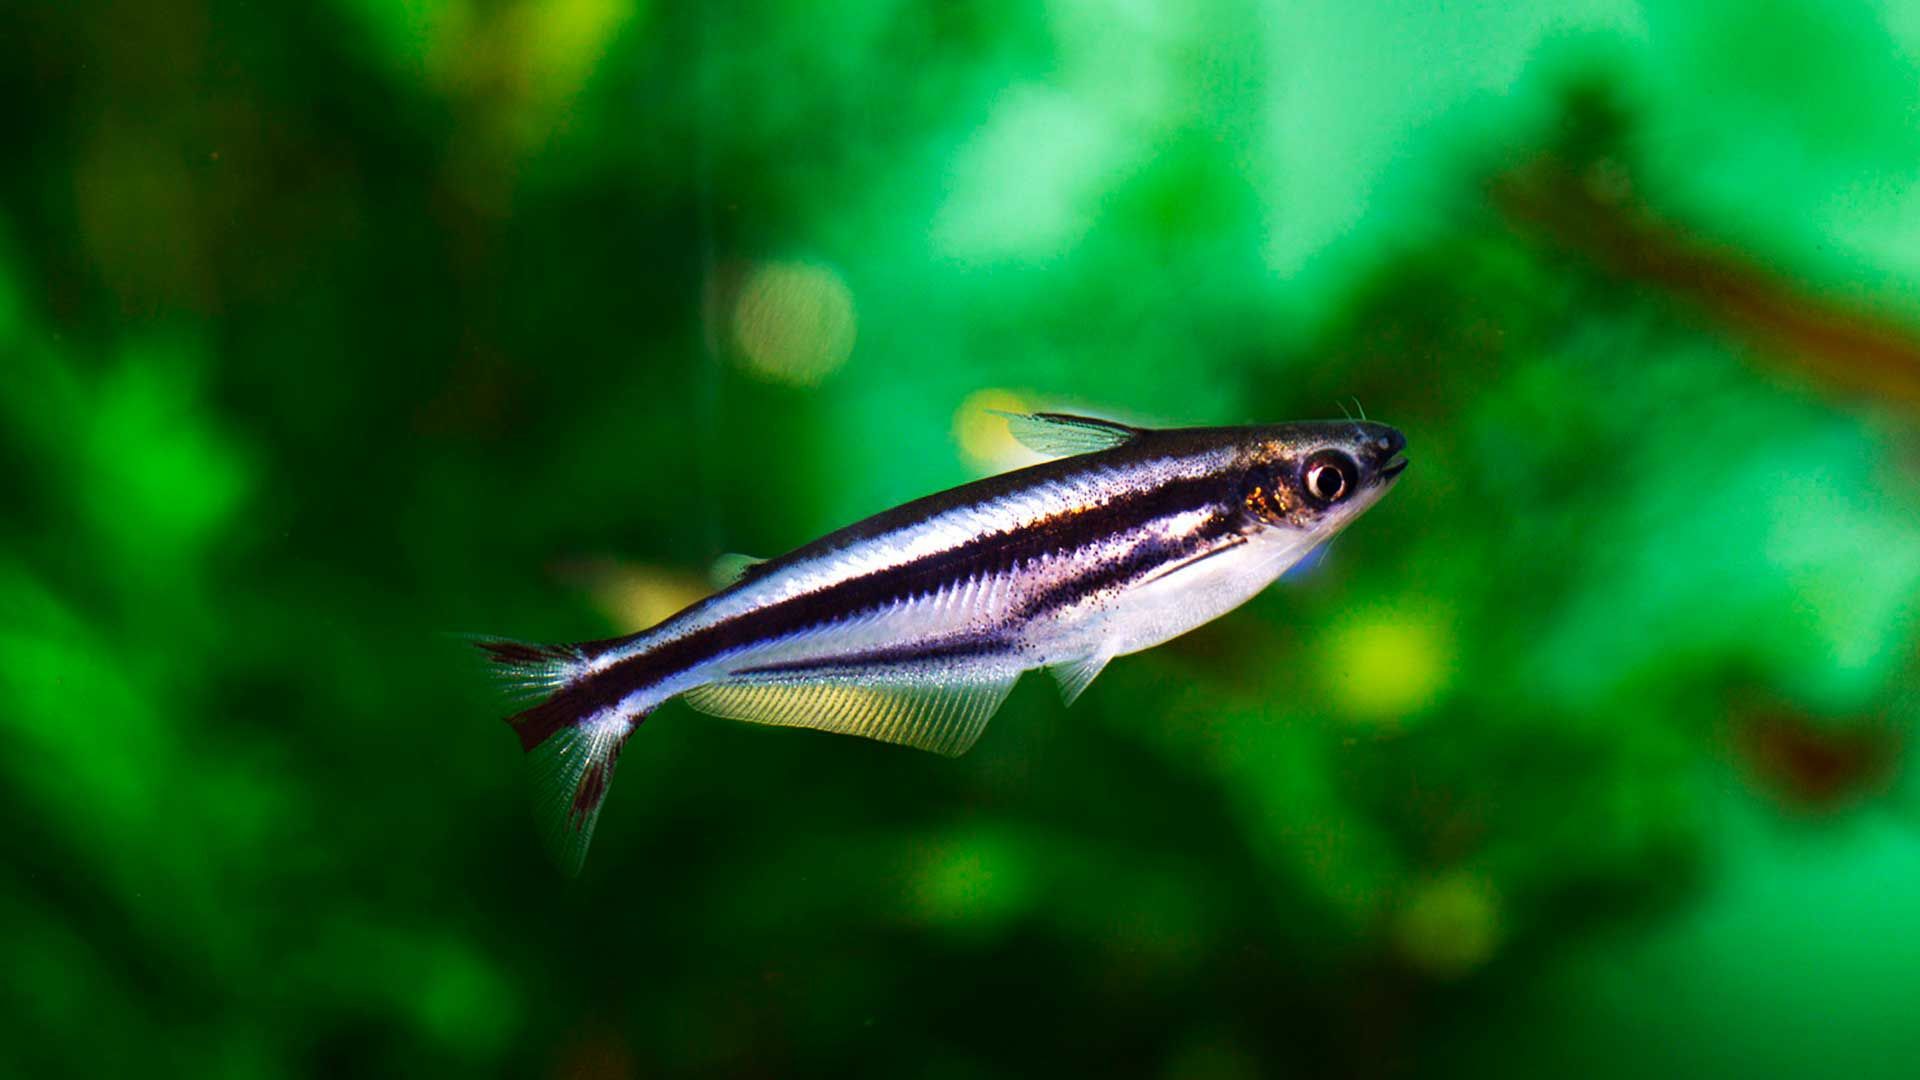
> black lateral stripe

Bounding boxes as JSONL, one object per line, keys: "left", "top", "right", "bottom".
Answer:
{"left": 731, "top": 634, "right": 1012, "bottom": 678}
{"left": 733, "top": 516, "right": 1237, "bottom": 680}
{"left": 1006, "top": 513, "right": 1239, "bottom": 624}
{"left": 551, "top": 469, "right": 1241, "bottom": 722}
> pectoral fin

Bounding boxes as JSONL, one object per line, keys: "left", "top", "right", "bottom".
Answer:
{"left": 1048, "top": 654, "right": 1111, "bottom": 707}
{"left": 1137, "top": 534, "right": 1249, "bottom": 587}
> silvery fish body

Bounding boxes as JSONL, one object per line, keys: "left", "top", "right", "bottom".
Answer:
{"left": 479, "top": 411, "right": 1408, "bottom": 871}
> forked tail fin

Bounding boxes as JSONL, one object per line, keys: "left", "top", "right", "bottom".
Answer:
{"left": 474, "top": 638, "right": 583, "bottom": 693}
{"left": 475, "top": 638, "right": 642, "bottom": 875}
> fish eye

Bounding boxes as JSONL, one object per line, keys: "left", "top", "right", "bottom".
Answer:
{"left": 1302, "top": 450, "right": 1356, "bottom": 505}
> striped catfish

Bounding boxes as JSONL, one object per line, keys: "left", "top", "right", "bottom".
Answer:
{"left": 479, "top": 411, "right": 1408, "bottom": 871}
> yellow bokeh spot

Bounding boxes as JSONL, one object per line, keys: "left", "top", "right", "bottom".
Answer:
{"left": 587, "top": 563, "right": 709, "bottom": 632}
{"left": 1321, "top": 607, "right": 1452, "bottom": 725}
{"left": 732, "top": 261, "right": 857, "bottom": 386}
{"left": 906, "top": 830, "right": 1034, "bottom": 930}
{"left": 1393, "top": 872, "right": 1502, "bottom": 979}
{"left": 344, "top": 0, "right": 641, "bottom": 210}
{"left": 511, "top": 0, "right": 635, "bottom": 109}
{"left": 953, "top": 388, "right": 1043, "bottom": 472}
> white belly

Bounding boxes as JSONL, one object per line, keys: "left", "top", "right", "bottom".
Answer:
{"left": 1023, "top": 529, "right": 1321, "bottom": 666}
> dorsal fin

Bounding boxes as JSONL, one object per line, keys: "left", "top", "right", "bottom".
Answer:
{"left": 709, "top": 552, "right": 769, "bottom": 589}
{"left": 991, "top": 410, "right": 1141, "bottom": 458}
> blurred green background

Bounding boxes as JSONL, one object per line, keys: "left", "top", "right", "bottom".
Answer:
{"left": 6, "top": 1, "right": 1920, "bottom": 1076}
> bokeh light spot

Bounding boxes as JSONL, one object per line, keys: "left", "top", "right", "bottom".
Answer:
{"left": 1393, "top": 872, "right": 1502, "bottom": 979}
{"left": 953, "top": 388, "right": 1043, "bottom": 472}
{"left": 731, "top": 260, "right": 857, "bottom": 386}
{"left": 906, "top": 829, "right": 1035, "bottom": 931}
{"left": 585, "top": 562, "right": 710, "bottom": 632}
{"left": 931, "top": 86, "right": 1124, "bottom": 264}
{"left": 1320, "top": 607, "right": 1453, "bottom": 725}
{"left": 83, "top": 350, "right": 250, "bottom": 564}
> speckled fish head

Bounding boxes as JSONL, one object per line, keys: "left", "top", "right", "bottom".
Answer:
{"left": 1232, "top": 420, "right": 1407, "bottom": 536}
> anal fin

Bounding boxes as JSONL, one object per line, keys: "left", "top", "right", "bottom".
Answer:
{"left": 683, "top": 666, "right": 1020, "bottom": 757}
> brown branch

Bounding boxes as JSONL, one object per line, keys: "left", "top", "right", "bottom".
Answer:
{"left": 1491, "top": 156, "right": 1920, "bottom": 406}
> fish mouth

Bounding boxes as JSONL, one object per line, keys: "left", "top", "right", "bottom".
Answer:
{"left": 1378, "top": 455, "right": 1408, "bottom": 482}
